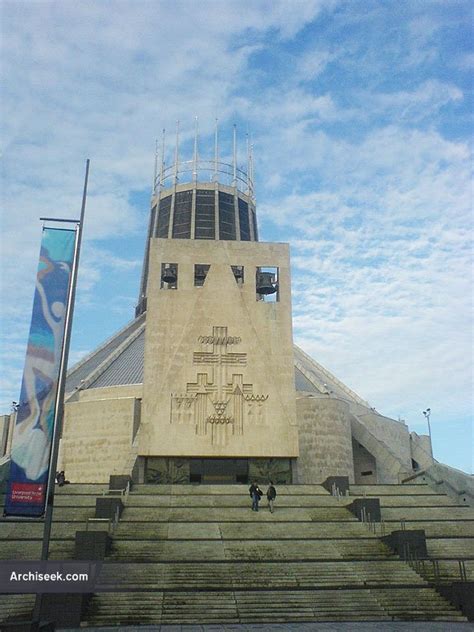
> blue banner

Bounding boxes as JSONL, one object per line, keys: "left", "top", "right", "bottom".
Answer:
{"left": 5, "top": 227, "right": 76, "bottom": 517}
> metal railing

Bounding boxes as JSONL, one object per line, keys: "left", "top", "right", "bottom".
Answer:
{"left": 85, "top": 504, "right": 121, "bottom": 535}
{"left": 104, "top": 479, "right": 131, "bottom": 499}
{"left": 358, "top": 506, "right": 386, "bottom": 535}
{"left": 155, "top": 159, "right": 254, "bottom": 196}
{"left": 330, "top": 483, "right": 348, "bottom": 501}
{"left": 402, "top": 542, "right": 469, "bottom": 584}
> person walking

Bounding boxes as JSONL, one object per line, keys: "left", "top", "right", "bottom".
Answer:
{"left": 266, "top": 481, "right": 277, "bottom": 513}
{"left": 249, "top": 481, "right": 263, "bottom": 511}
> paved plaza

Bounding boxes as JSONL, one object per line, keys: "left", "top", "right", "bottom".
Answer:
{"left": 65, "top": 623, "right": 474, "bottom": 631}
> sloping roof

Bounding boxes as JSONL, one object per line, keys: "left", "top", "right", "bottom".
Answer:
{"left": 65, "top": 313, "right": 145, "bottom": 393}
{"left": 294, "top": 366, "right": 319, "bottom": 393}
{"left": 66, "top": 314, "right": 369, "bottom": 409}
{"left": 87, "top": 329, "right": 145, "bottom": 388}
{"left": 293, "top": 345, "right": 370, "bottom": 407}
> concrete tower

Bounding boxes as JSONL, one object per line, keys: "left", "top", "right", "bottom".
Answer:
{"left": 135, "top": 124, "right": 299, "bottom": 483}
{"left": 12, "top": 122, "right": 434, "bottom": 485}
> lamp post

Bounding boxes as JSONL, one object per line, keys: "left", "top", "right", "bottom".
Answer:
{"left": 422, "top": 408, "right": 433, "bottom": 458}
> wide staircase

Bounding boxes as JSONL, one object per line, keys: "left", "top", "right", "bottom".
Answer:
{"left": 0, "top": 482, "right": 472, "bottom": 625}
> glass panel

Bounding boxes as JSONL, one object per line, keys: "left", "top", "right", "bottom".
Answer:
{"left": 195, "top": 189, "right": 215, "bottom": 240}
{"left": 248, "top": 458, "right": 292, "bottom": 484}
{"left": 156, "top": 195, "right": 172, "bottom": 238}
{"left": 218, "top": 191, "right": 236, "bottom": 240}
{"left": 172, "top": 190, "right": 192, "bottom": 238}
{"left": 238, "top": 198, "right": 250, "bottom": 241}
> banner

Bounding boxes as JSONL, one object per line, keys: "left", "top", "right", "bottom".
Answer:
{"left": 4, "top": 227, "right": 76, "bottom": 517}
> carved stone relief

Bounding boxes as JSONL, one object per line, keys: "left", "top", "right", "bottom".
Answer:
{"left": 170, "top": 326, "right": 268, "bottom": 446}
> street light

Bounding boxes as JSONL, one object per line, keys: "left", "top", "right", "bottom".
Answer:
{"left": 422, "top": 408, "right": 433, "bottom": 458}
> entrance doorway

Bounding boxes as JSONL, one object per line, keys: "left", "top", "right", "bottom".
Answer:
{"left": 189, "top": 458, "right": 248, "bottom": 484}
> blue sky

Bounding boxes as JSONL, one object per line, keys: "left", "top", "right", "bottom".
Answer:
{"left": 1, "top": 0, "right": 472, "bottom": 473}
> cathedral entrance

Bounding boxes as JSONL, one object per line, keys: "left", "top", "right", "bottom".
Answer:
{"left": 190, "top": 458, "right": 248, "bottom": 484}
{"left": 143, "top": 456, "right": 292, "bottom": 484}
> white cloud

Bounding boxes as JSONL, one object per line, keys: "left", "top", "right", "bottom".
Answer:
{"left": 296, "top": 49, "right": 336, "bottom": 80}
{"left": 369, "top": 81, "right": 463, "bottom": 123}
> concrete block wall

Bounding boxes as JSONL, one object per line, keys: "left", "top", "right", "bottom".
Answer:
{"left": 296, "top": 395, "right": 354, "bottom": 483}
{"left": 59, "top": 387, "right": 141, "bottom": 483}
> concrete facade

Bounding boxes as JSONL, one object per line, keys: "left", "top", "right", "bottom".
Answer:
{"left": 60, "top": 385, "right": 142, "bottom": 483}
{"left": 0, "top": 415, "right": 11, "bottom": 457}
{"left": 295, "top": 396, "right": 354, "bottom": 483}
{"left": 140, "top": 238, "right": 298, "bottom": 460}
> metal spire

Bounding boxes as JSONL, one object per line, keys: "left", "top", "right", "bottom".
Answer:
{"left": 249, "top": 140, "right": 254, "bottom": 196}
{"left": 152, "top": 139, "right": 158, "bottom": 195}
{"left": 174, "top": 120, "right": 180, "bottom": 184}
{"left": 232, "top": 124, "right": 237, "bottom": 188}
{"left": 246, "top": 130, "right": 250, "bottom": 195}
{"left": 193, "top": 116, "right": 199, "bottom": 183}
{"left": 214, "top": 118, "right": 219, "bottom": 182}
{"left": 160, "top": 128, "right": 166, "bottom": 190}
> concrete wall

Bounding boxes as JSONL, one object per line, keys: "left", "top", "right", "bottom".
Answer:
{"left": 351, "top": 405, "right": 412, "bottom": 470}
{"left": 0, "top": 415, "right": 11, "bottom": 456}
{"left": 405, "top": 462, "right": 474, "bottom": 506}
{"left": 410, "top": 432, "right": 434, "bottom": 471}
{"left": 140, "top": 239, "right": 299, "bottom": 459}
{"left": 295, "top": 395, "right": 354, "bottom": 483}
{"left": 59, "top": 385, "right": 142, "bottom": 482}
{"left": 352, "top": 437, "right": 377, "bottom": 484}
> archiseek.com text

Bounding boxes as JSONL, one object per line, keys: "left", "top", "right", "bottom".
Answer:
{"left": 10, "top": 570, "right": 89, "bottom": 583}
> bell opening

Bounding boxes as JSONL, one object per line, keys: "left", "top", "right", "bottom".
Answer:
{"left": 256, "top": 267, "right": 279, "bottom": 302}
{"left": 161, "top": 263, "right": 178, "bottom": 289}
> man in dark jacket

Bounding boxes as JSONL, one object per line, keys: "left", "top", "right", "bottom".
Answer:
{"left": 266, "top": 481, "right": 277, "bottom": 513}
{"left": 249, "top": 481, "right": 263, "bottom": 511}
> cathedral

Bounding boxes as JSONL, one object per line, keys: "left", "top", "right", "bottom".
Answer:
{"left": 13, "top": 127, "right": 435, "bottom": 486}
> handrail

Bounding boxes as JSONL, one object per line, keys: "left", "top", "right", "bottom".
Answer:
{"left": 111, "top": 505, "right": 120, "bottom": 532}
{"left": 402, "top": 544, "right": 469, "bottom": 584}
{"left": 107, "top": 480, "right": 130, "bottom": 500}
{"left": 402, "top": 464, "right": 473, "bottom": 506}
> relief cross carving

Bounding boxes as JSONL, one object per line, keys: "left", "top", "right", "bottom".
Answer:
{"left": 170, "top": 326, "right": 268, "bottom": 446}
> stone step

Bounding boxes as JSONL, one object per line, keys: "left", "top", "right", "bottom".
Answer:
{"left": 0, "top": 493, "right": 102, "bottom": 507}
{"left": 51, "top": 507, "right": 96, "bottom": 521}
{"left": 125, "top": 494, "right": 346, "bottom": 507}
{"left": 351, "top": 495, "right": 461, "bottom": 507}
{"left": 419, "top": 559, "right": 474, "bottom": 582}
{"left": 0, "top": 594, "right": 35, "bottom": 621}
{"left": 94, "top": 559, "right": 429, "bottom": 590}
{"left": 351, "top": 484, "right": 438, "bottom": 495}
{"left": 427, "top": 537, "right": 474, "bottom": 558}
{"left": 113, "top": 520, "right": 377, "bottom": 539}
{"left": 381, "top": 506, "right": 474, "bottom": 521}
{"left": 108, "top": 538, "right": 395, "bottom": 562}
{"left": 83, "top": 588, "right": 467, "bottom": 625}
{"left": 54, "top": 484, "right": 108, "bottom": 494}
{"left": 0, "top": 539, "right": 75, "bottom": 560}
{"left": 131, "top": 484, "right": 329, "bottom": 495}
{"left": 383, "top": 519, "right": 474, "bottom": 537}
{"left": 121, "top": 506, "right": 356, "bottom": 522}
{"left": 0, "top": 521, "right": 87, "bottom": 539}
{"left": 6, "top": 518, "right": 472, "bottom": 543}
